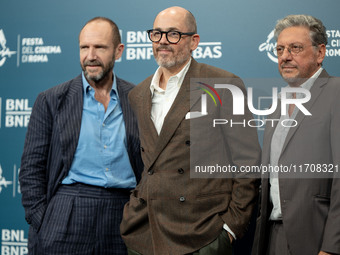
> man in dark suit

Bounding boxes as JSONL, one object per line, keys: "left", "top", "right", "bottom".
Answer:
{"left": 19, "top": 17, "right": 143, "bottom": 255}
{"left": 120, "top": 6, "right": 261, "bottom": 255}
{"left": 252, "top": 15, "right": 340, "bottom": 255}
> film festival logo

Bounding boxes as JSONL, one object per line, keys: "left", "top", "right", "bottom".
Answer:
{"left": 0, "top": 28, "right": 62, "bottom": 67}
{"left": 187, "top": 81, "right": 311, "bottom": 129}
{"left": 258, "top": 30, "right": 277, "bottom": 63}
{"left": 0, "top": 164, "right": 12, "bottom": 194}
{"left": 0, "top": 163, "right": 21, "bottom": 197}
{"left": 0, "top": 29, "right": 16, "bottom": 67}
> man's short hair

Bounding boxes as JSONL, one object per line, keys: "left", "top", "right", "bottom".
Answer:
{"left": 80, "top": 17, "right": 121, "bottom": 47}
{"left": 274, "top": 14, "right": 327, "bottom": 46}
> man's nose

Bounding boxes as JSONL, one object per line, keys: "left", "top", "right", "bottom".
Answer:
{"left": 280, "top": 47, "right": 293, "bottom": 61}
{"left": 87, "top": 47, "right": 97, "bottom": 60}
{"left": 159, "top": 33, "right": 169, "bottom": 44}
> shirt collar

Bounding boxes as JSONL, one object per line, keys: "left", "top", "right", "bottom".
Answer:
{"left": 150, "top": 58, "right": 191, "bottom": 96}
{"left": 81, "top": 71, "right": 119, "bottom": 97}
{"left": 299, "top": 67, "right": 323, "bottom": 91}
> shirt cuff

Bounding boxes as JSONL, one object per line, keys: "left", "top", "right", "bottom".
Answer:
{"left": 223, "top": 223, "right": 236, "bottom": 240}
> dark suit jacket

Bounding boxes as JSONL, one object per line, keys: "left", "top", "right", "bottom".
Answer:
{"left": 120, "top": 59, "right": 261, "bottom": 255}
{"left": 252, "top": 70, "right": 340, "bottom": 255}
{"left": 19, "top": 74, "right": 143, "bottom": 246}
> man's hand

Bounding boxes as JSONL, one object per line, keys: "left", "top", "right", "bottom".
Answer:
{"left": 318, "top": 251, "right": 335, "bottom": 255}
{"left": 227, "top": 232, "right": 234, "bottom": 244}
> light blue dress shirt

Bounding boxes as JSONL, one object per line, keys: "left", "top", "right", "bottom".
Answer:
{"left": 62, "top": 72, "right": 137, "bottom": 188}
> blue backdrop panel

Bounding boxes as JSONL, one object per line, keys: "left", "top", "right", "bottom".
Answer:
{"left": 1, "top": 0, "right": 339, "bottom": 254}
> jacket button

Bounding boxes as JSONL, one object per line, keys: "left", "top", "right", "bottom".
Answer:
{"left": 185, "top": 140, "right": 191, "bottom": 146}
{"left": 139, "top": 198, "right": 146, "bottom": 204}
{"left": 140, "top": 146, "right": 144, "bottom": 152}
{"left": 148, "top": 170, "right": 154, "bottom": 175}
{"left": 179, "top": 196, "right": 185, "bottom": 202}
{"left": 178, "top": 168, "right": 184, "bottom": 174}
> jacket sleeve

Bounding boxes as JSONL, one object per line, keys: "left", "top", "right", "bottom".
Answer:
{"left": 219, "top": 78, "right": 262, "bottom": 238}
{"left": 320, "top": 83, "right": 340, "bottom": 255}
{"left": 19, "top": 91, "right": 53, "bottom": 232}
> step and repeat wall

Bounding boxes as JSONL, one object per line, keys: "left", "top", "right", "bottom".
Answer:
{"left": 1, "top": 0, "right": 339, "bottom": 254}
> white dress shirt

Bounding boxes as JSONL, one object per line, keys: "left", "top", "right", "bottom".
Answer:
{"left": 150, "top": 59, "right": 191, "bottom": 135}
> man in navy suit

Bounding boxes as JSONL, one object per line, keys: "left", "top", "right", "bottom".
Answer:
{"left": 19, "top": 17, "right": 143, "bottom": 255}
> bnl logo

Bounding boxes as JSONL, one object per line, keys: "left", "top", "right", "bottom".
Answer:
{"left": 0, "top": 165, "right": 12, "bottom": 193}
{"left": 1, "top": 229, "right": 28, "bottom": 255}
{"left": 0, "top": 29, "right": 16, "bottom": 67}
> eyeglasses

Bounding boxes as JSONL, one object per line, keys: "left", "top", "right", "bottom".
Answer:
{"left": 273, "top": 44, "right": 315, "bottom": 57}
{"left": 147, "top": 29, "right": 195, "bottom": 44}
{"left": 273, "top": 44, "right": 307, "bottom": 57}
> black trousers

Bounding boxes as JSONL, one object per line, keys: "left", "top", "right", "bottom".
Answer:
{"left": 35, "top": 183, "right": 130, "bottom": 255}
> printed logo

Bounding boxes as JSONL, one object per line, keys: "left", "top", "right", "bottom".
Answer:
{"left": 188, "top": 79, "right": 312, "bottom": 128}
{"left": 1, "top": 229, "right": 28, "bottom": 255}
{"left": 0, "top": 164, "right": 21, "bottom": 197}
{"left": 260, "top": 29, "right": 340, "bottom": 63}
{"left": 187, "top": 82, "right": 222, "bottom": 120}
{"left": 21, "top": 37, "right": 62, "bottom": 64}
{"left": 4, "top": 98, "right": 32, "bottom": 128}
{"left": 326, "top": 29, "right": 340, "bottom": 57}
{"left": 0, "top": 29, "right": 17, "bottom": 67}
{"left": 0, "top": 28, "right": 62, "bottom": 67}
{"left": 0, "top": 165, "right": 13, "bottom": 194}
{"left": 258, "top": 30, "right": 277, "bottom": 63}
{"left": 197, "top": 82, "right": 222, "bottom": 106}
{"left": 124, "top": 30, "right": 222, "bottom": 61}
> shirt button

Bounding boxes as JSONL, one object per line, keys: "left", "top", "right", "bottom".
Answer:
{"left": 185, "top": 140, "right": 191, "bottom": 146}
{"left": 178, "top": 168, "right": 184, "bottom": 174}
{"left": 102, "top": 123, "right": 105, "bottom": 127}
{"left": 106, "top": 168, "right": 109, "bottom": 171}
{"left": 179, "top": 196, "right": 185, "bottom": 202}
{"left": 104, "top": 145, "right": 107, "bottom": 149}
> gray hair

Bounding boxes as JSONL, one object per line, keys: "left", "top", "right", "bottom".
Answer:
{"left": 274, "top": 14, "right": 327, "bottom": 46}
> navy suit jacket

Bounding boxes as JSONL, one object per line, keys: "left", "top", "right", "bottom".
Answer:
{"left": 19, "top": 74, "right": 143, "bottom": 234}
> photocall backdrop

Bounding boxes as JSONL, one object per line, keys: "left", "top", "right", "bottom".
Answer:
{"left": 1, "top": 0, "right": 339, "bottom": 253}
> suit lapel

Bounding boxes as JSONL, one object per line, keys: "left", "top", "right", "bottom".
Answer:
{"left": 117, "top": 77, "right": 133, "bottom": 152}
{"left": 155, "top": 76, "right": 190, "bottom": 149}
{"left": 141, "top": 79, "right": 159, "bottom": 140}
{"left": 144, "top": 60, "right": 201, "bottom": 169}
{"left": 57, "top": 75, "right": 83, "bottom": 172}
{"left": 262, "top": 106, "right": 281, "bottom": 166}
{"left": 280, "top": 70, "right": 329, "bottom": 155}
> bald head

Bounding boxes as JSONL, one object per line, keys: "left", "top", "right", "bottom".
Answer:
{"left": 79, "top": 17, "right": 121, "bottom": 47}
{"left": 154, "top": 6, "right": 197, "bottom": 33}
